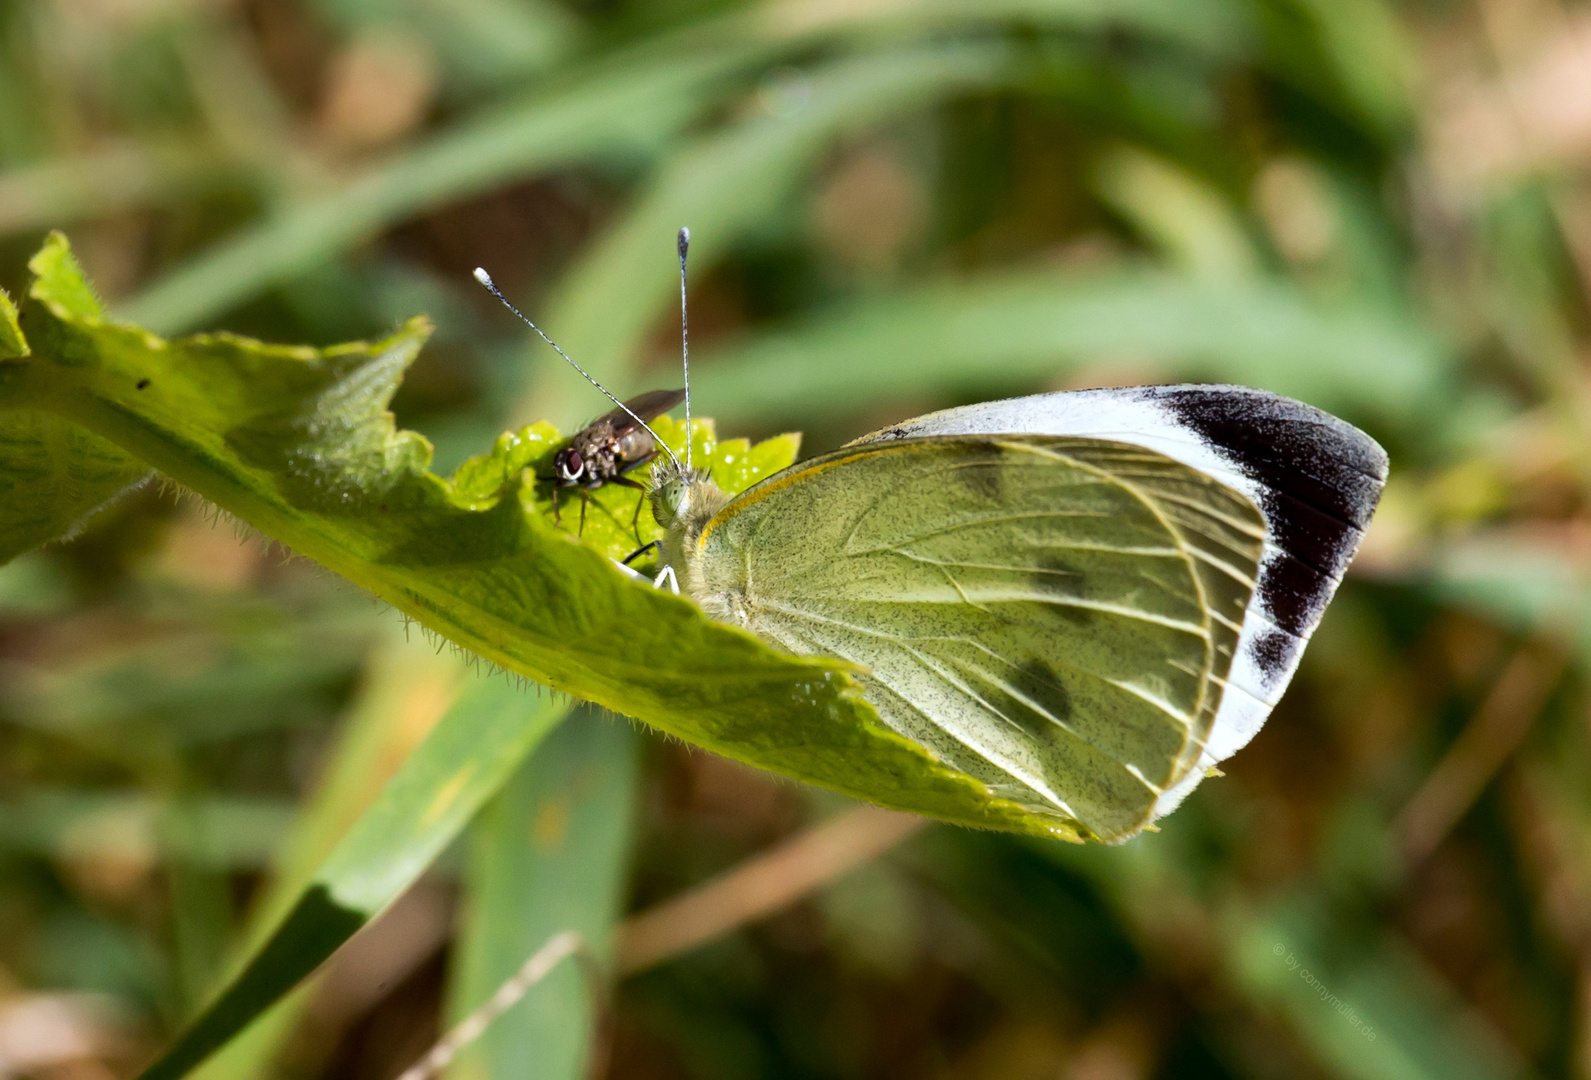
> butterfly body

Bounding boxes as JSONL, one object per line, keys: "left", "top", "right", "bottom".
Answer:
{"left": 648, "top": 385, "right": 1385, "bottom": 842}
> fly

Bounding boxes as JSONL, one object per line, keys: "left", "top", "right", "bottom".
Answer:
{"left": 469, "top": 267, "right": 687, "bottom": 546}
{"left": 550, "top": 388, "right": 685, "bottom": 538}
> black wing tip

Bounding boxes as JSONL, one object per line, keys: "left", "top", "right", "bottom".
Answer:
{"left": 1132, "top": 384, "right": 1388, "bottom": 481}
{"left": 1127, "top": 384, "right": 1387, "bottom": 645}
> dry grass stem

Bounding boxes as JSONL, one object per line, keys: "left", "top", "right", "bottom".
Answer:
{"left": 394, "top": 931, "right": 584, "bottom": 1080}
{"left": 616, "top": 805, "right": 926, "bottom": 975}
{"left": 1396, "top": 642, "right": 1567, "bottom": 865}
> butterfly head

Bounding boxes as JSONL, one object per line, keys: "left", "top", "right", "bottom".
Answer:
{"left": 649, "top": 462, "right": 726, "bottom": 535}
{"left": 650, "top": 463, "right": 707, "bottom": 526}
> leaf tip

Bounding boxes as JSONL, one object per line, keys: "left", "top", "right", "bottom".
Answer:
{"left": 0, "top": 287, "right": 27, "bottom": 360}
{"left": 27, "top": 232, "right": 106, "bottom": 322}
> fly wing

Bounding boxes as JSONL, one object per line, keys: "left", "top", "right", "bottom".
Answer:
{"left": 599, "top": 388, "right": 686, "bottom": 436}
{"left": 694, "top": 435, "right": 1265, "bottom": 843}
{"left": 847, "top": 385, "right": 1387, "bottom": 819}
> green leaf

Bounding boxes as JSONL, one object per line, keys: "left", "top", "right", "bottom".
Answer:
{"left": 8, "top": 235, "right": 1057, "bottom": 855}
{"left": 0, "top": 280, "right": 152, "bottom": 564}
{"left": 0, "top": 411, "right": 151, "bottom": 564}
{"left": 445, "top": 709, "right": 638, "bottom": 1080}
{"left": 442, "top": 412, "right": 800, "bottom": 566}
{"left": 0, "top": 287, "right": 26, "bottom": 358}
{"left": 135, "top": 663, "right": 570, "bottom": 1080}
{"left": 693, "top": 268, "right": 1449, "bottom": 428}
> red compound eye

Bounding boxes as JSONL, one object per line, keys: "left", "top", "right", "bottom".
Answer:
{"left": 557, "top": 450, "right": 583, "bottom": 482}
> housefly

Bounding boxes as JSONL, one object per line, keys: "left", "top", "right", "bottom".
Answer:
{"left": 551, "top": 387, "right": 685, "bottom": 539}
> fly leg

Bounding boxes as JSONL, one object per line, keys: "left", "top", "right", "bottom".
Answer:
{"left": 578, "top": 490, "right": 590, "bottom": 536}
{"left": 551, "top": 486, "right": 562, "bottom": 528}
{"left": 612, "top": 476, "right": 648, "bottom": 543}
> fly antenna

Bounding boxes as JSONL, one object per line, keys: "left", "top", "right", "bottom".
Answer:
{"left": 677, "top": 227, "right": 692, "bottom": 472}
{"left": 473, "top": 267, "right": 680, "bottom": 470}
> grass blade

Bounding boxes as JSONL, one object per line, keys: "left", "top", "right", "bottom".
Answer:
{"left": 183, "top": 628, "right": 469, "bottom": 1080}
{"left": 694, "top": 268, "right": 1449, "bottom": 426}
{"left": 521, "top": 41, "right": 1020, "bottom": 427}
{"left": 443, "top": 709, "right": 638, "bottom": 1080}
{"left": 120, "top": 47, "right": 758, "bottom": 334}
{"left": 121, "top": 0, "right": 1259, "bottom": 337}
{"left": 1229, "top": 900, "right": 1530, "bottom": 1080}
{"left": 0, "top": 142, "right": 230, "bottom": 238}
{"left": 134, "top": 671, "right": 570, "bottom": 1080}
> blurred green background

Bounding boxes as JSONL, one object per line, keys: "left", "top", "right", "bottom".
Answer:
{"left": 4, "top": 0, "right": 1591, "bottom": 1077}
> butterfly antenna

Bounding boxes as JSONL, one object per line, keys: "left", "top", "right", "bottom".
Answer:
{"left": 677, "top": 226, "right": 692, "bottom": 472}
{"left": 473, "top": 267, "right": 680, "bottom": 470}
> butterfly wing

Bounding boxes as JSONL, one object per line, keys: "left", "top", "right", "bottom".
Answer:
{"left": 847, "top": 384, "right": 1387, "bottom": 819}
{"left": 692, "top": 434, "right": 1267, "bottom": 842}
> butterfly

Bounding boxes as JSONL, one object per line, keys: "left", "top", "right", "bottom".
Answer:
{"left": 478, "top": 236, "right": 1386, "bottom": 842}
{"left": 645, "top": 385, "right": 1385, "bottom": 841}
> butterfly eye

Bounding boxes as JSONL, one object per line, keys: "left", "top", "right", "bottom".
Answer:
{"left": 651, "top": 476, "right": 687, "bottom": 526}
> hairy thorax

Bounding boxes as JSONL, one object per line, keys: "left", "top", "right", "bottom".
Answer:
{"left": 652, "top": 471, "right": 739, "bottom": 621}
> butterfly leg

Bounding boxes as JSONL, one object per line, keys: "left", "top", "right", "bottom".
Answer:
{"left": 623, "top": 541, "right": 661, "bottom": 566}
{"left": 653, "top": 564, "right": 679, "bottom": 594}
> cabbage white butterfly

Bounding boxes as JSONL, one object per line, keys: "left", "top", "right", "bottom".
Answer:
{"left": 479, "top": 232, "right": 1386, "bottom": 842}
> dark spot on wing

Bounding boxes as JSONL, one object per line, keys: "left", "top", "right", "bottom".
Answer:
{"left": 1151, "top": 387, "right": 1386, "bottom": 517}
{"left": 1011, "top": 658, "right": 1073, "bottom": 725}
{"left": 1267, "top": 490, "right": 1364, "bottom": 579}
{"left": 1029, "top": 555, "right": 1093, "bottom": 626}
{"left": 1249, "top": 626, "right": 1297, "bottom": 684}
{"left": 955, "top": 460, "right": 1004, "bottom": 502}
{"left": 975, "top": 657, "right": 1074, "bottom": 740}
{"left": 1148, "top": 385, "right": 1387, "bottom": 641}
